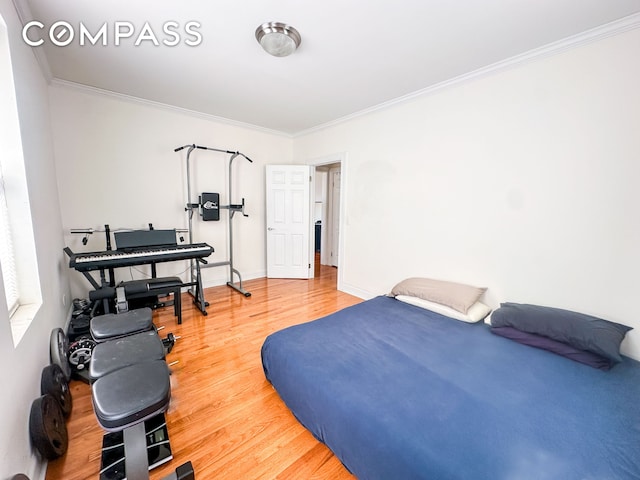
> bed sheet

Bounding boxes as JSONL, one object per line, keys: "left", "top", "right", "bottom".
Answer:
{"left": 262, "top": 295, "right": 640, "bottom": 480}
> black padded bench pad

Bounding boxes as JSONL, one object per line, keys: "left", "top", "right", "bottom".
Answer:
{"left": 88, "top": 277, "right": 182, "bottom": 300}
{"left": 90, "top": 330, "right": 165, "bottom": 380}
{"left": 90, "top": 307, "right": 153, "bottom": 341}
{"left": 92, "top": 360, "right": 171, "bottom": 431}
{"left": 119, "top": 277, "right": 183, "bottom": 295}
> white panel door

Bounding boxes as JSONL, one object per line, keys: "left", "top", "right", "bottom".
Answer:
{"left": 266, "top": 165, "right": 312, "bottom": 278}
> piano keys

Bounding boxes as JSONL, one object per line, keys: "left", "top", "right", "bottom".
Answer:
{"left": 64, "top": 243, "right": 214, "bottom": 272}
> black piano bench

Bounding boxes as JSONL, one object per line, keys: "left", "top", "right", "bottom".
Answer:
{"left": 92, "top": 360, "right": 195, "bottom": 480}
{"left": 89, "top": 277, "right": 184, "bottom": 324}
{"left": 118, "top": 277, "right": 183, "bottom": 324}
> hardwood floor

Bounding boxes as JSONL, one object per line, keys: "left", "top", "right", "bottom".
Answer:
{"left": 46, "top": 265, "right": 361, "bottom": 480}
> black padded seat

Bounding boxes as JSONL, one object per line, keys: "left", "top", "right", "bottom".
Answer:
{"left": 92, "top": 360, "right": 171, "bottom": 432}
{"left": 118, "top": 277, "right": 184, "bottom": 324}
{"left": 121, "top": 277, "right": 182, "bottom": 294}
{"left": 89, "top": 330, "right": 165, "bottom": 381}
{"left": 90, "top": 308, "right": 154, "bottom": 342}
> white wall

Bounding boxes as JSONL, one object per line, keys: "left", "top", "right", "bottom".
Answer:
{"left": 294, "top": 28, "right": 640, "bottom": 359}
{"left": 0, "top": 1, "right": 70, "bottom": 478}
{"left": 3, "top": 5, "right": 635, "bottom": 477}
{"left": 49, "top": 86, "right": 293, "bottom": 299}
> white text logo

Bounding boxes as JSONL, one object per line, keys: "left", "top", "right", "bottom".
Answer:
{"left": 22, "top": 21, "right": 202, "bottom": 47}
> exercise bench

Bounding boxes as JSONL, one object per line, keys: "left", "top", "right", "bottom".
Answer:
{"left": 92, "top": 359, "right": 194, "bottom": 479}
{"left": 89, "top": 310, "right": 191, "bottom": 479}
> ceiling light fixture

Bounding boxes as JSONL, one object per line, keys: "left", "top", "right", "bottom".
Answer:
{"left": 255, "top": 22, "right": 301, "bottom": 57}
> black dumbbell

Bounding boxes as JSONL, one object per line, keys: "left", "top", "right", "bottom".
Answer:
{"left": 162, "top": 332, "right": 180, "bottom": 354}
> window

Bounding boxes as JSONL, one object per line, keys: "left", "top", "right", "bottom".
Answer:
{"left": 1, "top": 13, "right": 42, "bottom": 345}
{"left": 0, "top": 166, "right": 18, "bottom": 314}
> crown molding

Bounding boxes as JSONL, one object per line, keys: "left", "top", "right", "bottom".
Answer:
{"left": 14, "top": 3, "right": 640, "bottom": 139}
{"left": 294, "top": 12, "right": 640, "bottom": 138}
{"left": 11, "top": 0, "right": 52, "bottom": 82}
{"left": 49, "top": 78, "right": 292, "bottom": 138}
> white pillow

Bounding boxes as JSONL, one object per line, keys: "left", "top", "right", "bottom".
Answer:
{"left": 396, "top": 295, "right": 492, "bottom": 323}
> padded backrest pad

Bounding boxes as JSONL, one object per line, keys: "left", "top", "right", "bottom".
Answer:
{"left": 90, "top": 308, "right": 153, "bottom": 341}
{"left": 92, "top": 360, "right": 170, "bottom": 430}
{"left": 90, "top": 331, "right": 165, "bottom": 380}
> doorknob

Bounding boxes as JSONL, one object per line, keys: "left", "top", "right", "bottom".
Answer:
{"left": 267, "top": 227, "right": 275, "bottom": 231}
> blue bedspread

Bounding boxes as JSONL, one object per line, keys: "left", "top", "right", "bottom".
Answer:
{"left": 261, "top": 296, "right": 640, "bottom": 480}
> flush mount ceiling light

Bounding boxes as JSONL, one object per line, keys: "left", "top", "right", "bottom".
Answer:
{"left": 255, "top": 22, "right": 301, "bottom": 57}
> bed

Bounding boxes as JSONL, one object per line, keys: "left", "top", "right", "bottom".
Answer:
{"left": 261, "top": 294, "right": 640, "bottom": 480}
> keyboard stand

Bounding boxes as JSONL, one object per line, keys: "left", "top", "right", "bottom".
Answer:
{"left": 64, "top": 247, "right": 210, "bottom": 317}
{"left": 188, "top": 258, "right": 209, "bottom": 316}
{"left": 63, "top": 247, "right": 114, "bottom": 313}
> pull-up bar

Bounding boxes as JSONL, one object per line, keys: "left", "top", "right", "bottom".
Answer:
{"left": 174, "top": 144, "right": 253, "bottom": 162}
{"left": 174, "top": 143, "right": 253, "bottom": 300}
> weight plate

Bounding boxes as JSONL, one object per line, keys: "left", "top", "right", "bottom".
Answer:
{"left": 11, "top": 475, "right": 30, "bottom": 480}
{"left": 49, "top": 328, "right": 71, "bottom": 381}
{"left": 29, "top": 394, "right": 68, "bottom": 460}
{"left": 41, "top": 364, "right": 72, "bottom": 418}
{"left": 68, "top": 337, "right": 96, "bottom": 371}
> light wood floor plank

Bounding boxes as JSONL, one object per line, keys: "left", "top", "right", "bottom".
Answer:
{"left": 45, "top": 264, "right": 360, "bottom": 479}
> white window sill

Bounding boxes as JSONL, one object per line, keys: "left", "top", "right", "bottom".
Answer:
{"left": 11, "top": 302, "right": 41, "bottom": 346}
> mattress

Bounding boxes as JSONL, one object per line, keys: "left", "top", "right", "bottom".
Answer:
{"left": 261, "top": 295, "right": 640, "bottom": 480}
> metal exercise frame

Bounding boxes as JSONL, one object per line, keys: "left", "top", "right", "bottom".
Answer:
{"left": 174, "top": 144, "right": 253, "bottom": 299}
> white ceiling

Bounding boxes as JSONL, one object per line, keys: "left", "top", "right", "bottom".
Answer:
{"left": 17, "top": 0, "right": 640, "bottom": 135}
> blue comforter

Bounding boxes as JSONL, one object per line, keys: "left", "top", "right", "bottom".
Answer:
{"left": 261, "top": 296, "right": 640, "bottom": 480}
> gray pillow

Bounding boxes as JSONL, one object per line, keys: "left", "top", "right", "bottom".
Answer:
{"left": 491, "top": 303, "right": 632, "bottom": 364}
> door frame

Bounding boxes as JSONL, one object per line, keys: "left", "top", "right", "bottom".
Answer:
{"left": 307, "top": 152, "right": 347, "bottom": 291}
{"left": 327, "top": 166, "right": 340, "bottom": 267}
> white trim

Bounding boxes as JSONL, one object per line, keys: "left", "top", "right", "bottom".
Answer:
{"left": 294, "top": 12, "right": 640, "bottom": 138}
{"left": 10, "top": 0, "right": 53, "bottom": 81}
{"left": 307, "top": 153, "right": 347, "bottom": 292}
{"left": 13, "top": 4, "right": 640, "bottom": 138}
{"left": 339, "top": 282, "right": 374, "bottom": 301}
{"left": 10, "top": 302, "right": 40, "bottom": 346}
{"left": 49, "top": 78, "right": 292, "bottom": 138}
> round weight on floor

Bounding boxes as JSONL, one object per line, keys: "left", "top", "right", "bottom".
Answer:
{"left": 29, "top": 394, "right": 68, "bottom": 460}
{"left": 40, "top": 364, "right": 72, "bottom": 418}
{"left": 49, "top": 328, "right": 71, "bottom": 381}
{"left": 67, "top": 336, "right": 96, "bottom": 371}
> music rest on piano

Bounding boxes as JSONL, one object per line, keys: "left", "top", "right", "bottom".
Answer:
{"left": 65, "top": 243, "right": 214, "bottom": 272}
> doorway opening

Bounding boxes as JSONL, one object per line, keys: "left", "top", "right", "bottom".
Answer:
{"left": 312, "top": 158, "right": 343, "bottom": 288}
